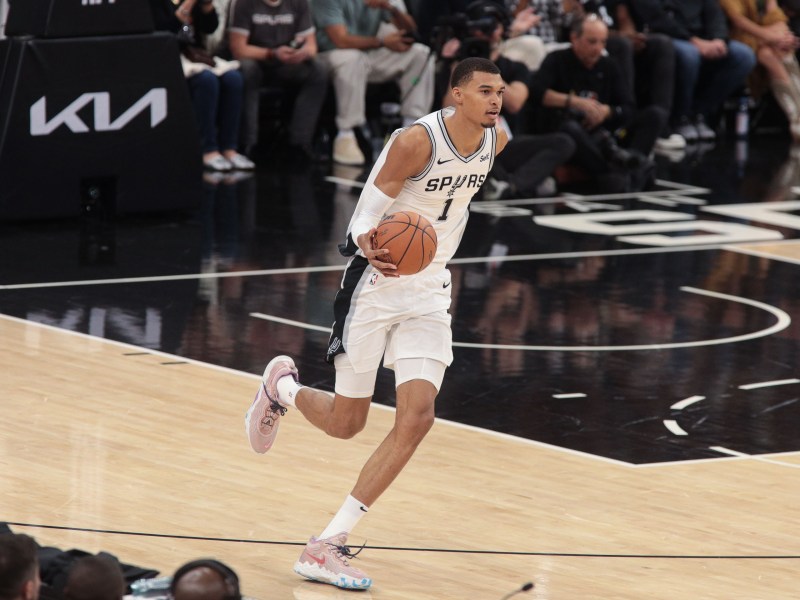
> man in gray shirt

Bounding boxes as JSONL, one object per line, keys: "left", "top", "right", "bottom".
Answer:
{"left": 228, "top": 0, "right": 328, "bottom": 159}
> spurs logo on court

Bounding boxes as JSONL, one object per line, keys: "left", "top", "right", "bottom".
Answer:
{"left": 29, "top": 88, "right": 167, "bottom": 136}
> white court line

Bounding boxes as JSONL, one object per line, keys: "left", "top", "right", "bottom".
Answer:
{"left": 663, "top": 420, "right": 688, "bottom": 436}
{"left": 0, "top": 244, "right": 743, "bottom": 290}
{"left": 710, "top": 446, "right": 800, "bottom": 469}
{"left": 739, "top": 379, "right": 800, "bottom": 390}
{"left": 252, "top": 286, "right": 791, "bottom": 352}
{"left": 552, "top": 393, "right": 586, "bottom": 399}
{"left": 671, "top": 395, "right": 706, "bottom": 410}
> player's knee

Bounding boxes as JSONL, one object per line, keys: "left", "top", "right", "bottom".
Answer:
{"left": 397, "top": 406, "right": 435, "bottom": 444}
{"left": 326, "top": 413, "right": 368, "bottom": 439}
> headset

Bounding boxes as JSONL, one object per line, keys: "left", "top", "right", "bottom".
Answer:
{"left": 169, "top": 559, "right": 241, "bottom": 600}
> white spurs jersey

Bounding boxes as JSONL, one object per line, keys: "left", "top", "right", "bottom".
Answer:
{"left": 347, "top": 107, "right": 497, "bottom": 269}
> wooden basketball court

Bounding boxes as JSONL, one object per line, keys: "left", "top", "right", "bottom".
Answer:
{"left": 2, "top": 310, "right": 799, "bottom": 599}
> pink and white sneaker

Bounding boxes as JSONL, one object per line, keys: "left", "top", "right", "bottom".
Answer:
{"left": 244, "top": 355, "right": 298, "bottom": 454}
{"left": 294, "top": 532, "right": 372, "bottom": 590}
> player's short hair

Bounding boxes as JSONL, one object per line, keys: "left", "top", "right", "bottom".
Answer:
{"left": 450, "top": 57, "right": 501, "bottom": 89}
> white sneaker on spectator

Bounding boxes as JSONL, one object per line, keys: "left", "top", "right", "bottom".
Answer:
{"left": 227, "top": 152, "right": 255, "bottom": 170}
{"left": 654, "top": 133, "right": 686, "bottom": 151}
{"left": 535, "top": 176, "right": 557, "bottom": 197}
{"left": 204, "top": 154, "right": 233, "bottom": 171}
{"left": 333, "top": 136, "right": 365, "bottom": 165}
{"left": 674, "top": 117, "right": 699, "bottom": 144}
{"left": 694, "top": 115, "right": 716, "bottom": 142}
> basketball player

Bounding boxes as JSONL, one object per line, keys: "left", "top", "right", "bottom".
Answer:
{"left": 245, "top": 56, "right": 508, "bottom": 590}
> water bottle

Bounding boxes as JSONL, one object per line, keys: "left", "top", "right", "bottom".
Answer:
{"left": 735, "top": 94, "right": 749, "bottom": 138}
{"left": 129, "top": 576, "right": 172, "bottom": 596}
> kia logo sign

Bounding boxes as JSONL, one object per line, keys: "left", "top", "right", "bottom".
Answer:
{"left": 30, "top": 88, "right": 167, "bottom": 136}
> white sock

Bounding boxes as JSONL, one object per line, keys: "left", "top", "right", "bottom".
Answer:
{"left": 336, "top": 128, "right": 355, "bottom": 140}
{"left": 319, "top": 495, "right": 369, "bottom": 539}
{"left": 276, "top": 375, "right": 303, "bottom": 408}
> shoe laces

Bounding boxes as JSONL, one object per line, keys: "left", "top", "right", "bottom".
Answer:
{"left": 327, "top": 539, "right": 367, "bottom": 564}
{"left": 261, "top": 383, "right": 287, "bottom": 416}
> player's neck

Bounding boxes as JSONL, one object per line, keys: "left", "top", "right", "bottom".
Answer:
{"left": 444, "top": 111, "right": 486, "bottom": 158}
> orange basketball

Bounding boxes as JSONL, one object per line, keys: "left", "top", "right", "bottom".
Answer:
{"left": 372, "top": 211, "right": 438, "bottom": 276}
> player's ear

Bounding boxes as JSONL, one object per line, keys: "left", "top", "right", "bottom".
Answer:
{"left": 452, "top": 86, "right": 463, "bottom": 104}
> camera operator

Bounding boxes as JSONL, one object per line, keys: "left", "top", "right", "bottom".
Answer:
{"left": 530, "top": 13, "right": 665, "bottom": 192}
{"left": 439, "top": 1, "right": 576, "bottom": 198}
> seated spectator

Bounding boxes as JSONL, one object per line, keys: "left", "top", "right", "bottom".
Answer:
{"left": 169, "top": 559, "right": 240, "bottom": 600}
{"left": 62, "top": 555, "right": 125, "bottom": 600}
{"left": 313, "top": 0, "right": 435, "bottom": 165}
{"left": 149, "top": 0, "right": 255, "bottom": 171}
{"left": 227, "top": 0, "right": 329, "bottom": 160}
{"left": 720, "top": 0, "right": 800, "bottom": 141}
{"left": 0, "top": 532, "right": 40, "bottom": 600}
{"left": 440, "top": 0, "right": 575, "bottom": 197}
{"left": 620, "top": 0, "right": 756, "bottom": 143}
{"left": 604, "top": 6, "right": 682, "bottom": 152}
{"left": 530, "top": 14, "right": 664, "bottom": 192}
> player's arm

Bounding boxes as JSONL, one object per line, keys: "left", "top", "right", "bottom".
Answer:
{"left": 353, "top": 126, "right": 432, "bottom": 276}
{"left": 495, "top": 126, "right": 509, "bottom": 155}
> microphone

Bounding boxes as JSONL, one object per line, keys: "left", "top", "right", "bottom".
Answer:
{"left": 499, "top": 581, "right": 534, "bottom": 600}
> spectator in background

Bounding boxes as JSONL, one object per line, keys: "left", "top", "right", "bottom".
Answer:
{"left": 150, "top": 0, "right": 255, "bottom": 172}
{"left": 227, "top": 0, "right": 329, "bottom": 160}
{"left": 720, "top": 0, "right": 800, "bottom": 142}
{"left": 531, "top": 14, "right": 664, "bottom": 192}
{"left": 312, "top": 0, "right": 435, "bottom": 165}
{"left": 61, "top": 556, "right": 125, "bottom": 600}
{"left": 607, "top": 1, "right": 684, "bottom": 152}
{"left": 0, "top": 532, "right": 40, "bottom": 600}
{"left": 620, "top": 0, "right": 756, "bottom": 143}
{"left": 170, "top": 559, "right": 241, "bottom": 600}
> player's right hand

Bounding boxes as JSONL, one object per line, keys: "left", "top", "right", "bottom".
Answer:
{"left": 358, "top": 229, "right": 399, "bottom": 277}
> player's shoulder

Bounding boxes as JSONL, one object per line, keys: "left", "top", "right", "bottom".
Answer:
{"left": 385, "top": 124, "right": 433, "bottom": 177}
{"left": 495, "top": 126, "right": 509, "bottom": 155}
{"left": 392, "top": 124, "right": 433, "bottom": 156}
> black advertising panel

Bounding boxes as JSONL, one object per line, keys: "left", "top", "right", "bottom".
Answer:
{"left": 5, "top": 0, "right": 154, "bottom": 38}
{"left": 0, "top": 33, "right": 202, "bottom": 219}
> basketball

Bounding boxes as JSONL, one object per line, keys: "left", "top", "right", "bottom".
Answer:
{"left": 372, "top": 211, "right": 438, "bottom": 276}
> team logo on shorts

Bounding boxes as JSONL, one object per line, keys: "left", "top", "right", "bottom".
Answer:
{"left": 369, "top": 272, "right": 379, "bottom": 285}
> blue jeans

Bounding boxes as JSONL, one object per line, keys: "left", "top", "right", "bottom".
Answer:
{"left": 187, "top": 69, "right": 244, "bottom": 154}
{"left": 671, "top": 39, "right": 756, "bottom": 121}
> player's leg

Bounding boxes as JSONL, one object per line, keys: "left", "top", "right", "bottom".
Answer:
{"left": 289, "top": 354, "right": 373, "bottom": 439}
{"left": 349, "top": 373, "right": 438, "bottom": 506}
{"left": 245, "top": 353, "right": 374, "bottom": 454}
{"left": 291, "top": 356, "right": 382, "bottom": 590}
{"left": 293, "top": 358, "right": 444, "bottom": 590}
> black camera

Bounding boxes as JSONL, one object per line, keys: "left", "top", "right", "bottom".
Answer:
{"left": 431, "top": 1, "right": 510, "bottom": 60}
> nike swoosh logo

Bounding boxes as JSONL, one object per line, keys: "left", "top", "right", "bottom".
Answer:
{"left": 437, "top": 158, "right": 454, "bottom": 164}
{"left": 442, "top": 281, "right": 451, "bottom": 288}
{"left": 308, "top": 554, "right": 325, "bottom": 566}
